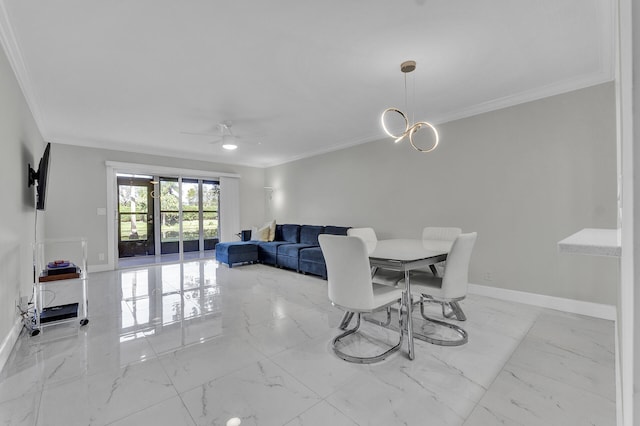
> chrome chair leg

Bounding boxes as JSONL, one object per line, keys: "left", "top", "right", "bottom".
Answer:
{"left": 421, "top": 296, "right": 467, "bottom": 322}
{"left": 363, "top": 307, "right": 392, "bottom": 327}
{"left": 332, "top": 310, "right": 404, "bottom": 364}
{"left": 339, "top": 311, "right": 354, "bottom": 330}
{"left": 418, "top": 299, "right": 468, "bottom": 346}
{"left": 443, "top": 301, "right": 467, "bottom": 321}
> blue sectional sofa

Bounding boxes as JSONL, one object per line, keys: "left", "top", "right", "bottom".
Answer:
{"left": 215, "top": 224, "right": 349, "bottom": 279}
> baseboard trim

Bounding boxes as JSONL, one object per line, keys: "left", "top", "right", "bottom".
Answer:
{"left": 468, "top": 283, "right": 616, "bottom": 321}
{"left": 614, "top": 319, "right": 623, "bottom": 426}
{"left": 88, "top": 263, "right": 113, "bottom": 273}
{"left": 0, "top": 317, "right": 23, "bottom": 373}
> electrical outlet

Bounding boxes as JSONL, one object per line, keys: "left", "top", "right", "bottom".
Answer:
{"left": 98, "top": 253, "right": 105, "bottom": 261}
{"left": 483, "top": 272, "right": 492, "bottom": 281}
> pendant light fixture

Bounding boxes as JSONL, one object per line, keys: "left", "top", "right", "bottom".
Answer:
{"left": 381, "top": 60, "right": 439, "bottom": 153}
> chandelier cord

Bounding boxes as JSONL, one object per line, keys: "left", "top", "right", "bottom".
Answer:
{"left": 404, "top": 72, "right": 408, "bottom": 119}
{"left": 412, "top": 72, "right": 415, "bottom": 126}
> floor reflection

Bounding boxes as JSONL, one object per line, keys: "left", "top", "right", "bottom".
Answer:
{"left": 118, "top": 260, "right": 223, "bottom": 352}
{"left": 117, "top": 250, "right": 215, "bottom": 269}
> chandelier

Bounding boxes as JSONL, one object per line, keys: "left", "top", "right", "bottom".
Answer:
{"left": 380, "top": 60, "right": 439, "bottom": 153}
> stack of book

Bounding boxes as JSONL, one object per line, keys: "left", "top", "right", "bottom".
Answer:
{"left": 39, "top": 260, "right": 81, "bottom": 282}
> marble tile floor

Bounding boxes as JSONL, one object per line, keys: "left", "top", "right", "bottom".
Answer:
{"left": 117, "top": 250, "right": 216, "bottom": 269}
{"left": 0, "top": 260, "right": 616, "bottom": 425}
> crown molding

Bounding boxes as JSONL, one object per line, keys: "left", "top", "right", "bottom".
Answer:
{"left": 0, "top": 0, "right": 47, "bottom": 137}
{"left": 264, "top": 132, "right": 383, "bottom": 168}
{"left": 52, "top": 77, "right": 615, "bottom": 171}
{"left": 104, "top": 161, "right": 240, "bottom": 179}
{"left": 266, "top": 77, "right": 615, "bottom": 168}
{"left": 50, "top": 136, "right": 262, "bottom": 169}
{"left": 431, "top": 73, "right": 614, "bottom": 126}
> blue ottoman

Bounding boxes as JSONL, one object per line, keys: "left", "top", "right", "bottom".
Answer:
{"left": 215, "top": 241, "right": 258, "bottom": 267}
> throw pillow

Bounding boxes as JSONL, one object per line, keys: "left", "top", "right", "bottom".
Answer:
{"left": 256, "top": 223, "right": 271, "bottom": 241}
{"left": 268, "top": 220, "right": 276, "bottom": 241}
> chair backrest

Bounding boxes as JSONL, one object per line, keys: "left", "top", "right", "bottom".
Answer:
{"left": 422, "top": 226, "right": 461, "bottom": 246}
{"left": 319, "top": 235, "right": 375, "bottom": 311}
{"left": 441, "top": 232, "right": 477, "bottom": 299}
{"left": 347, "top": 227, "right": 378, "bottom": 254}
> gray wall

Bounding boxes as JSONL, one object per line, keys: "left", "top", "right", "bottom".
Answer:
{"left": 45, "top": 144, "right": 266, "bottom": 267}
{"left": 265, "top": 83, "right": 618, "bottom": 305}
{"left": 0, "top": 45, "right": 45, "bottom": 343}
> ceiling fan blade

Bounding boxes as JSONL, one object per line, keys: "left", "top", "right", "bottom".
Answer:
{"left": 180, "top": 130, "right": 218, "bottom": 136}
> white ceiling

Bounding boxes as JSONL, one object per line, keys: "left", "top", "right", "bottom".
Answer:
{"left": 0, "top": 0, "right": 614, "bottom": 168}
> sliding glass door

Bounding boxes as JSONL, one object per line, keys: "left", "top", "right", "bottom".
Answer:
{"left": 159, "top": 177, "right": 180, "bottom": 255}
{"left": 117, "top": 175, "right": 155, "bottom": 257}
{"left": 117, "top": 174, "right": 219, "bottom": 264}
{"left": 159, "top": 177, "right": 220, "bottom": 256}
{"left": 181, "top": 179, "right": 201, "bottom": 253}
{"left": 202, "top": 181, "right": 219, "bottom": 250}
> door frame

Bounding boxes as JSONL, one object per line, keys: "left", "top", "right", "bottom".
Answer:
{"left": 116, "top": 175, "right": 156, "bottom": 257}
{"left": 105, "top": 161, "right": 240, "bottom": 270}
{"left": 156, "top": 177, "right": 220, "bottom": 256}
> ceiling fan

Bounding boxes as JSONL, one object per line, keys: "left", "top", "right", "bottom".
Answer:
{"left": 181, "top": 121, "right": 242, "bottom": 150}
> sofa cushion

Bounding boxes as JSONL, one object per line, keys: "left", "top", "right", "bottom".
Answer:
{"left": 256, "top": 240, "right": 290, "bottom": 253}
{"left": 281, "top": 224, "right": 301, "bottom": 243}
{"left": 300, "top": 225, "right": 324, "bottom": 245}
{"left": 256, "top": 240, "right": 291, "bottom": 265}
{"left": 299, "top": 247, "right": 327, "bottom": 278}
{"left": 323, "top": 226, "right": 350, "bottom": 236}
{"left": 278, "top": 243, "right": 315, "bottom": 257}
{"left": 277, "top": 243, "right": 314, "bottom": 271}
{"left": 299, "top": 246, "right": 324, "bottom": 263}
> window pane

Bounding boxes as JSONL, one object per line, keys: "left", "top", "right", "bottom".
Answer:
{"left": 203, "top": 212, "right": 218, "bottom": 239}
{"left": 182, "top": 181, "right": 199, "bottom": 212}
{"left": 120, "top": 213, "right": 148, "bottom": 240}
{"left": 202, "top": 182, "right": 219, "bottom": 211}
{"left": 119, "top": 185, "right": 132, "bottom": 211}
{"left": 160, "top": 179, "right": 179, "bottom": 211}
{"left": 183, "top": 211, "right": 200, "bottom": 241}
{"left": 161, "top": 212, "right": 180, "bottom": 242}
{"left": 119, "top": 185, "right": 148, "bottom": 213}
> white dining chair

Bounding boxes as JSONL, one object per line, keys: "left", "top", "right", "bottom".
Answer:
{"left": 420, "top": 226, "right": 463, "bottom": 319}
{"left": 319, "top": 234, "right": 405, "bottom": 363}
{"left": 421, "top": 227, "right": 461, "bottom": 272}
{"left": 347, "top": 227, "right": 404, "bottom": 287}
{"left": 402, "top": 232, "right": 477, "bottom": 346}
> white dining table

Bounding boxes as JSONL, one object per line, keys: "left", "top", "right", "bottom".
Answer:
{"left": 368, "top": 239, "right": 448, "bottom": 360}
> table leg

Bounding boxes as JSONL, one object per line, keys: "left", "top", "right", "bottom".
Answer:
{"left": 429, "top": 264, "right": 439, "bottom": 276}
{"left": 404, "top": 269, "right": 414, "bottom": 360}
